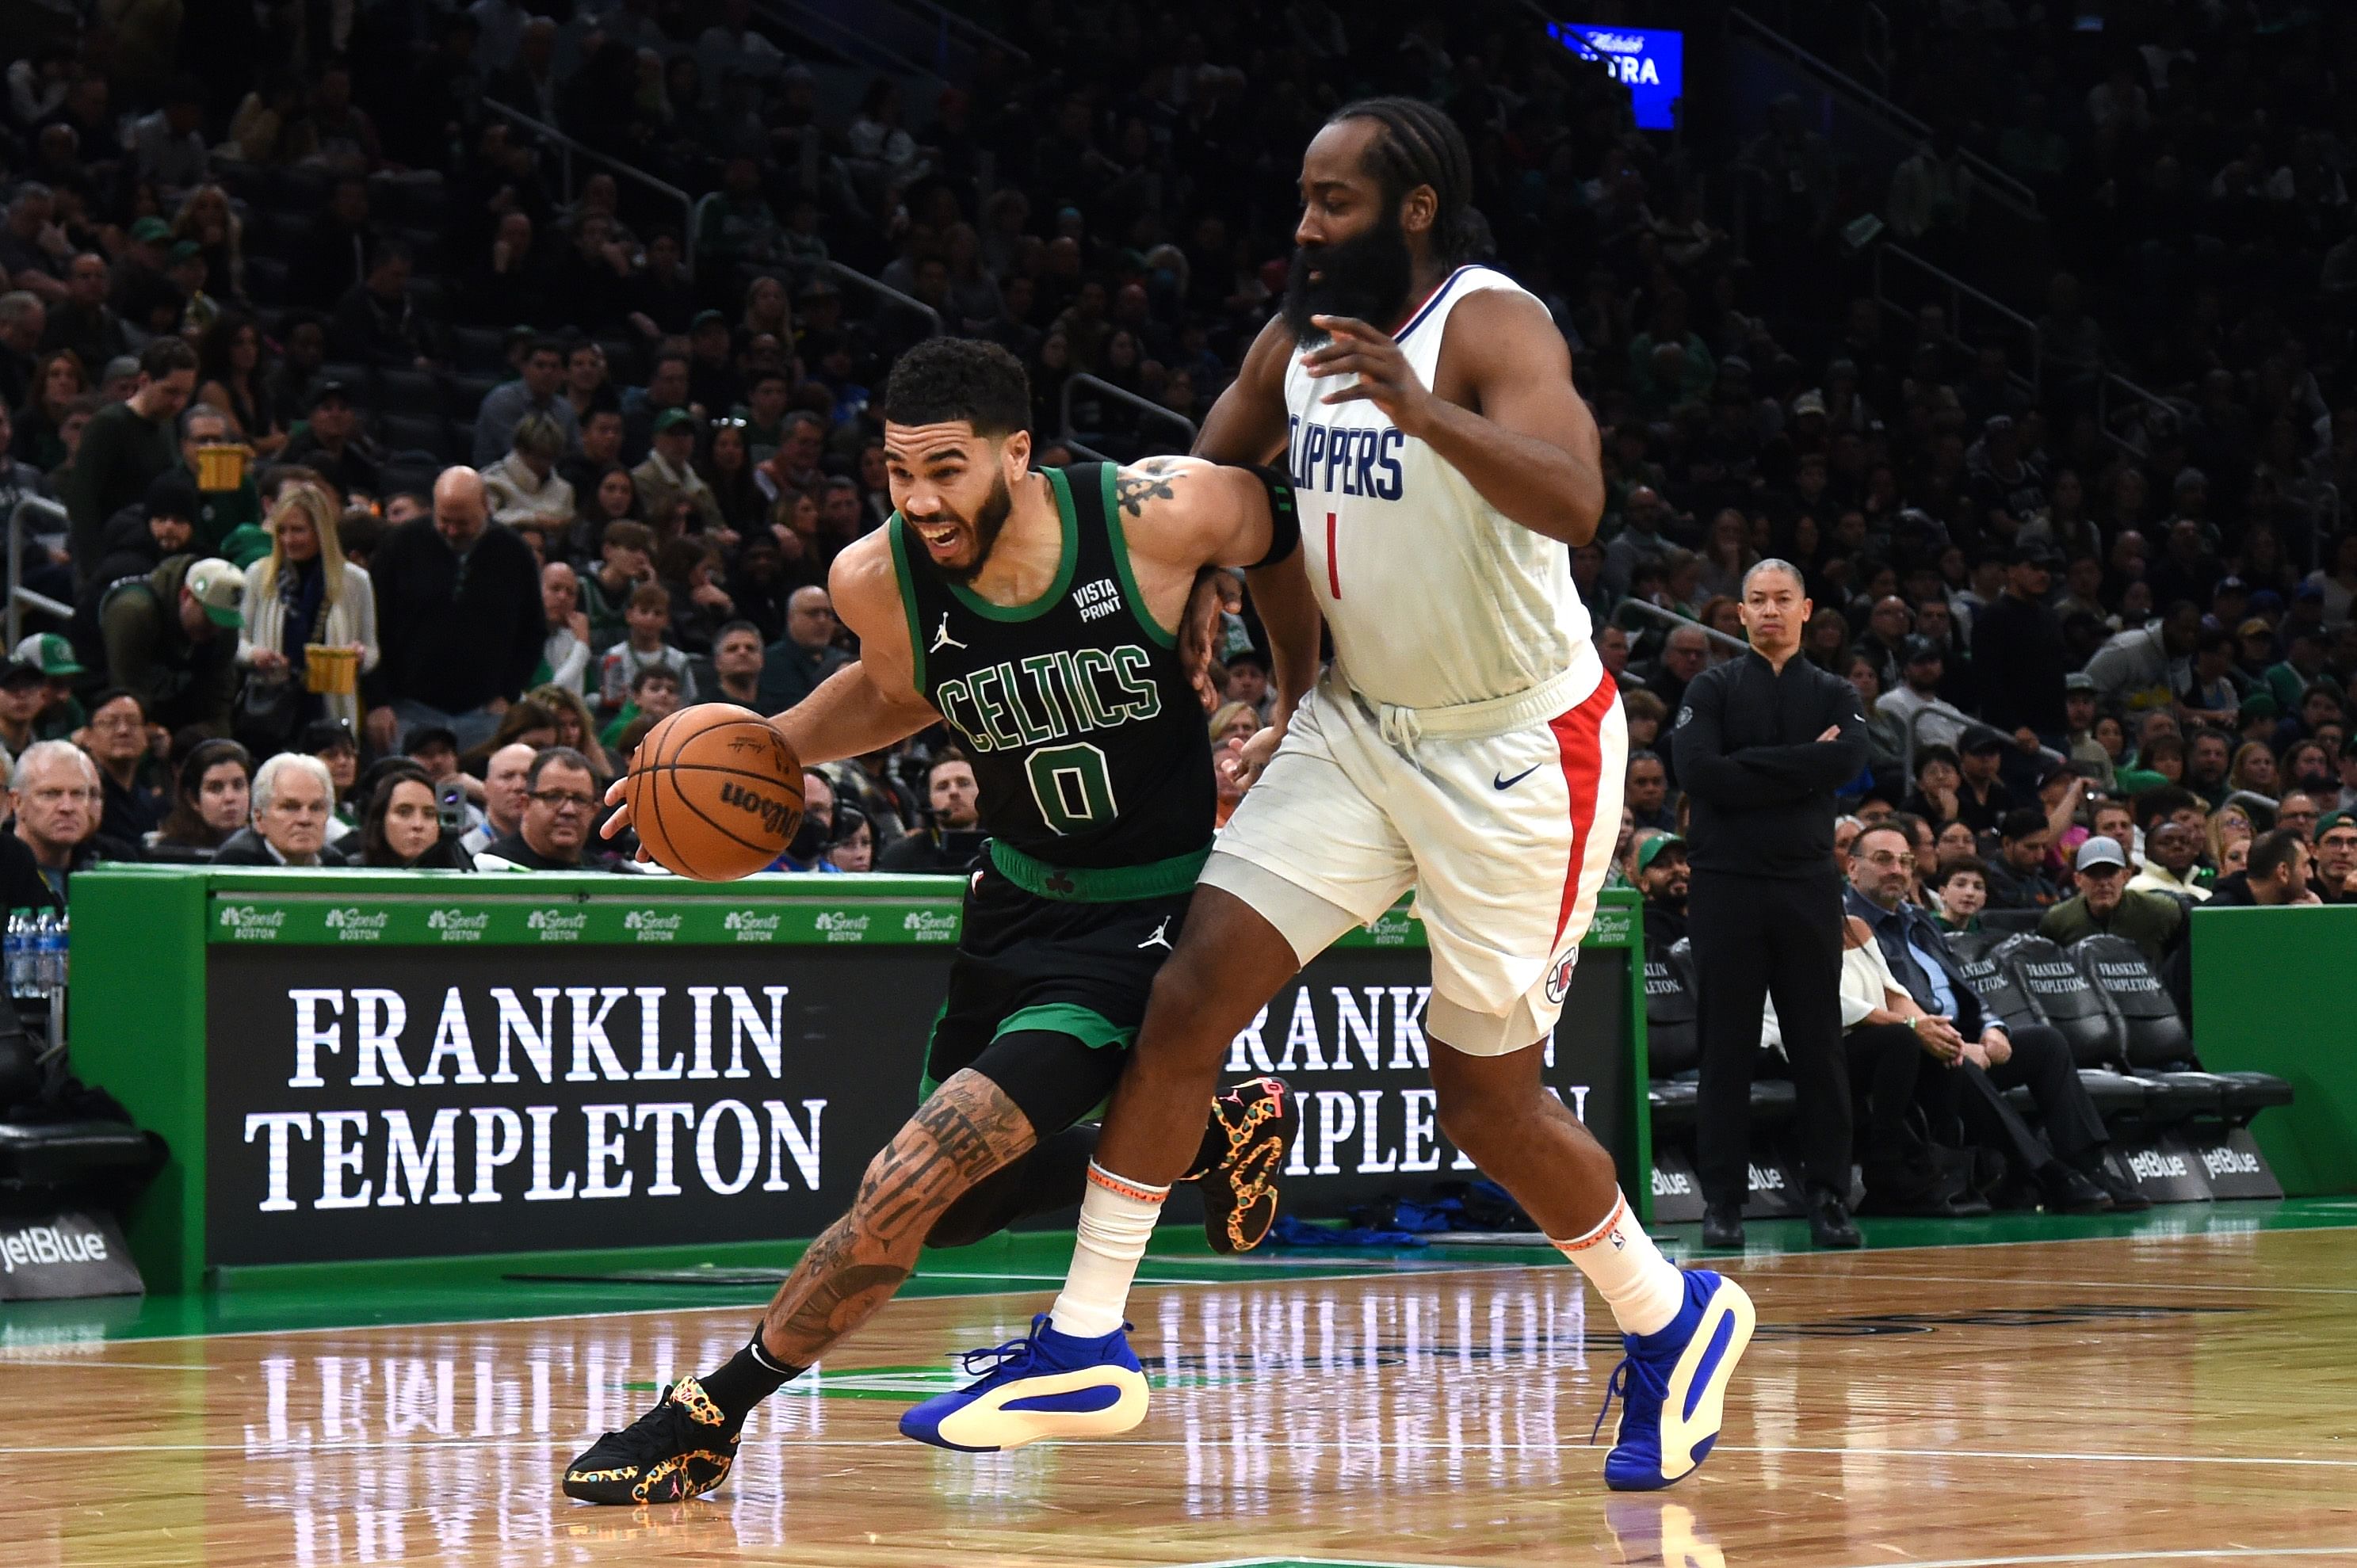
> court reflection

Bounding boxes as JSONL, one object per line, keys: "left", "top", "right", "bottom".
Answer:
{"left": 17, "top": 1229, "right": 2347, "bottom": 1567}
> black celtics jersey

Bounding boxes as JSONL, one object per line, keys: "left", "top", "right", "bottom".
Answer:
{"left": 888, "top": 463, "right": 1214, "bottom": 871}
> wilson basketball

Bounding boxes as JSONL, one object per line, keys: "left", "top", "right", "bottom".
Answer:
{"left": 625, "top": 704, "right": 804, "bottom": 880}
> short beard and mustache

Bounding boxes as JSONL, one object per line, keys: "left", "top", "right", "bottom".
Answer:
{"left": 1282, "top": 202, "right": 1417, "bottom": 347}
{"left": 911, "top": 470, "right": 1015, "bottom": 584}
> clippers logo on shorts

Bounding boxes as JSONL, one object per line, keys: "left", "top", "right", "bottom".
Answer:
{"left": 1545, "top": 949, "right": 1578, "bottom": 1005}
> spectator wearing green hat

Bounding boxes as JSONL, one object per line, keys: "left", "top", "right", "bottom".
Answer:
{"left": 2313, "top": 811, "right": 2357, "bottom": 904}
{"left": 11, "top": 634, "right": 86, "bottom": 741}
{"left": 1634, "top": 832, "right": 1690, "bottom": 944}
{"left": 97, "top": 553, "right": 245, "bottom": 736}
{"left": 110, "top": 219, "right": 181, "bottom": 338}
{"left": 166, "top": 240, "right": 217, "bottom": 338}
{"left": 632, "top": 406, "right": 723, "bottom": 536}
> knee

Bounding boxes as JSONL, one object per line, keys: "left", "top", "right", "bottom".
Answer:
{"left": 922, "top": 1197, "right": 996, "bottom": 1250}
{"left": 1133, "top": 958, "right": 1239, "bottom": 1068}
{"left": 2011, "top": 1024, "right": 2072, "bottom": 1070}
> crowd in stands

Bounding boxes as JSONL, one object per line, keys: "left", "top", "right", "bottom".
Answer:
{"left": 0, "top": 0, "right": 2350, "bottom": 940}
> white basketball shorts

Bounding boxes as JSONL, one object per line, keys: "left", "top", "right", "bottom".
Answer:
{"left": 1203, "top": 654, "right": 1627, "bottom": 1056}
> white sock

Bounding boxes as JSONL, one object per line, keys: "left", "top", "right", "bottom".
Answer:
{"left": 1049, "top": 1162, "right": 1169, "bottom": 1339}
{"left": 1553, "top": 1188, "right": 1685, "bottom": 1338}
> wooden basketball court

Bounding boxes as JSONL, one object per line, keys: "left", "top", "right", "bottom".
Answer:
{"left": 8, "top": 1204, "right": 2356, "bottom": 1567}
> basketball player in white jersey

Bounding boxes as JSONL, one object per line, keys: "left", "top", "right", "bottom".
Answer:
{"left": 902, "top": 98, "right": 1754, "bottom": 1492}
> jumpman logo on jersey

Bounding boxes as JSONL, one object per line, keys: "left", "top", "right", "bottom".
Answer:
{"left": 1137, "top": 919, "right": 1172, "bottom": 951}
{"left": 931, "top": 613, "right": 967, "bottom": 654}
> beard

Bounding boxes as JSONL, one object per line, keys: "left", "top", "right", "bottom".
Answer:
{"left": 914, "top": 470, "right": 1015, "bottom": 585}
{"left": 1282, "top": 206, "right": 1416, "bottom": 347}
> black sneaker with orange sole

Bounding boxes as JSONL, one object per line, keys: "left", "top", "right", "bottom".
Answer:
{"left": 1182, "top": 1075, "right": 1297, "bottom": 1253}
{"left": 562, "top": 1375, "right": 742, "bottom": 1505}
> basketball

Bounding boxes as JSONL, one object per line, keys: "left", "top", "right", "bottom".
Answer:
{"left": 624, "top": 704, "right": 804, "bottom": 880}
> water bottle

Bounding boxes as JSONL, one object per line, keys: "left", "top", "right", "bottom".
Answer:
{"left": 34, "top": 910, "right": 61, "bottom": 993}
{"left": 4, "top": 910, "right": 27, "bottom": 1000}
{"left": 50, "top": 910, "right": 68, "bottom": 993}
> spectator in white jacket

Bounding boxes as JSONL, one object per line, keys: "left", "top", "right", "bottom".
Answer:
{"left": 239, "top": 483, "right": 379, "bottom": 731}
{"left": 482, "top": 412, "right": 577, "bottom": 532}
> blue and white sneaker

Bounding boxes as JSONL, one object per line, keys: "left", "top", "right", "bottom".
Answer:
{"left": 1591, "top": 1269, "right": 1755, "bottom": 1491}
{"left": 900, "top": 1314, "right": 1150, "bottom": 1452}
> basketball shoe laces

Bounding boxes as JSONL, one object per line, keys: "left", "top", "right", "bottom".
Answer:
{"left": 953, "top": 1313, "right": 1136, "bottom": 1376}
{"left": 1588, "top": 1349, "right": 1671, "bottom": 1446}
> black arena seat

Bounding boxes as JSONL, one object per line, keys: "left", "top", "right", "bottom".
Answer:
{"left": 2070, "top": 934, "right": 2293, "bottom": 1122}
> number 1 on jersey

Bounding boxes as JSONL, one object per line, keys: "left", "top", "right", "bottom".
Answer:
{"left": 1325, "top": 511, "right": 1341, "bottom": 599}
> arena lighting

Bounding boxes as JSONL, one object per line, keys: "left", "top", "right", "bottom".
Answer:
{"left": 1548, "top": 22, "right": 1686, "bottom": 130}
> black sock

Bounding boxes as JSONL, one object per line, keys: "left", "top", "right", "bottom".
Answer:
{"left": 698, "top": 1332, "right": 802, "bottom": 1423}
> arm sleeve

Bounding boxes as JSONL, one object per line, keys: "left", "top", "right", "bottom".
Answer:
{"left": 1672, "top": 671, "right": 1841, "bottom": 806}
{"left": 348, "top": 565, "right": 380, "bottom": 674}
{"left": 1717, "top": 677, "right": 1870, "bottom": 791}
{"left": 1667, "top": 670, "right": 1749, "bottom": 804}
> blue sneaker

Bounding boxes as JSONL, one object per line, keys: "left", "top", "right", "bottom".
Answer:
{"left": 900, "top": 1314, "right": 1150, "bottom": 1452}
{"left": 1592, "top": 1269, "right": 1755, "bottom": 1491}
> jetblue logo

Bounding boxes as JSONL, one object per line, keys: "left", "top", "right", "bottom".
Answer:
{"left": 2201, "top": 1145, "right": 2261, "bottom": 1177}
{"left": 1287, "top": 417, "right": 1406, "bottom": 500}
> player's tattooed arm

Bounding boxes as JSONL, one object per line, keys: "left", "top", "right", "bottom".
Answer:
{"left": 759, "top": 1071, "right": 1037, "bottom": 1363}
{"left": 1115, "top": 456, "right": 1187, "bottom": 518}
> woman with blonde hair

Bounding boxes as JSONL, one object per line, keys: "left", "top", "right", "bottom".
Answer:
{"left": 2225, "top": 741, "right": 2279, "bottom": 800}
{"left": 528, "top": 682, "right": 617, "bottom": 782}
{"left": 239, "top": 482, "right": 379, "bottom": 731}
{"left": 2206, "top": 803, "right": 2255, "bottom": 873}
{"left": 173, "top": 183, "right": 247, "bottom": 306}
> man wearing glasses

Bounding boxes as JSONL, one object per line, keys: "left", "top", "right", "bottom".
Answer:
{"left": 476, "top": 746, "right": 613, "bottom": 871}
{"left": 1848, "top": 822, "right": 2142, "bottom": 1211}
{"left": 2039, "top": 835, "right": 2187, "bottom": 965}
{"left": 178, "top": 402, "right": 261, "bottom": 553}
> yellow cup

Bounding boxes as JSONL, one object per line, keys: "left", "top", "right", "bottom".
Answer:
{"left": 304, "top": 645, "right": 357, "bottom": 696}
{"left": 194, "top": 443, "right": 253, "bottom": 492}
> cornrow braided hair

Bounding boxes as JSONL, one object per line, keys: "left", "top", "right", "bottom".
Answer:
{"left": 1328, "top": 96, "right": 1478, "bottom": 263}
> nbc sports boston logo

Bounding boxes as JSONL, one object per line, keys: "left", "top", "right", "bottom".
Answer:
{"left": 814, "top": 910, "right": 870, "bottom": 943}
{"left": 625, "top": 910, "right": 684, "bottom": 942}
{"left": 428, "top": 908, "right": 491, "bottom": 942}
{"left": 219, "top": 904, "right": 288, "bottom": 941}
{"left": 901, "top": 910, "right": 957, "bottom": 943}
{"left": 724, "top": 910, "right": 783, "bottom": 941}
{"left": 528, "top": 910, "right": 589, "bottom": 942}
{"left": 325, "top": 907, "right": 390, "bottom": 942}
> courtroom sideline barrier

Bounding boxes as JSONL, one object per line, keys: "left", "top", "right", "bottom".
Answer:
{"left": 68, "top": 868, "right": 1648, "bottom": 1291}
{"left": 2190, "top": 903, "right": 2357, "bottom": 1197}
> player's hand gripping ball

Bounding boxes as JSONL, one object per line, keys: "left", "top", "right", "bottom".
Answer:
{"left": 623, "top": 704, "right": 804, "bottom": 879}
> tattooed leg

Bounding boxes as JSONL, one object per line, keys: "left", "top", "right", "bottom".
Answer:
{"left": 756, "top": 1068, "right": 1037, "bottom": 1367}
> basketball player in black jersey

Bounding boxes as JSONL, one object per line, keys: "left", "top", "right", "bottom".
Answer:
{"left": 561, "top": 338, "right": 1318, "bottom": 1504}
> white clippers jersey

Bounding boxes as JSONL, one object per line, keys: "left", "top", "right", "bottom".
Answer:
{"left": 1282, "top": 264, "right": 1594, "bottom": 711}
